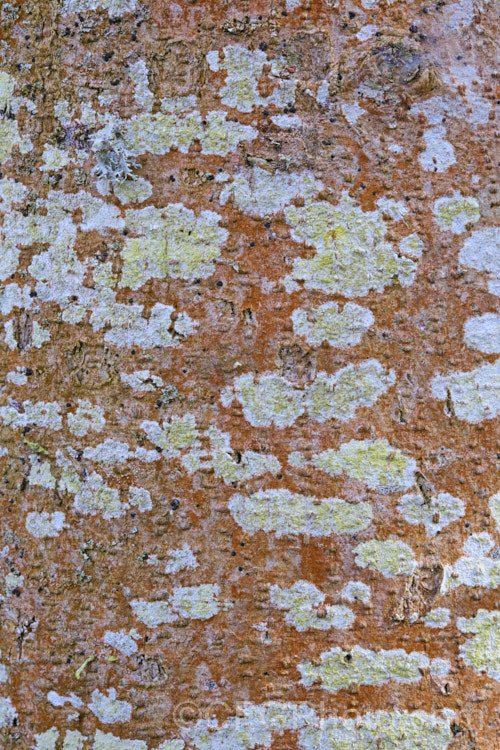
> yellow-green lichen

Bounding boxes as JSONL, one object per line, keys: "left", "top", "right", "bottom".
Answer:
{"left": 88, "top": 689, "right": 132, "bottom": 724}
{"left": 121, "top": 204, "right": 228, "bottom": 288}
{"left": 131, "top": 584, "right": 220, "bottom": 626}
{"left": 224, "top": 361, "right": 394, "bottom": 427}
{"left": 283, "top": 192, "right": 417, "bottom": 296}
{"left": 270, "top": 581, "right": 354, "bottom": 631}
{"left": 212, "top": 45, "right": 268, "bottom": 112}
{"left": 354, "top": 539, "right": 416, "bottom": 577}
{"left": 490, "top": 492, "right": 500, "bottom": 530}
{"left": 441, "top": 533, "right": 500, "bottom": 592}
{"left": 299, "top": 645, "right": 434, "bottom": 692}
{"left": 298, "top": 709, "right": 452, "bottom": 750}
{"left": 229, "top": 489, "right": 372, "bottom": 537}
{"left": 457, "top": 609, "right": 500, "bottom": 681}
{"left": 291, "top": 438, "right": 415, "bottom": 493}
{"left": 141, "top": 414, "right": 199, "bottom": 458}
{"left": 433, "top": 191, "right": 480, "bottom": 233}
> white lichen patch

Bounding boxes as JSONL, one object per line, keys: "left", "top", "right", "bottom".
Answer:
{"left": 291, "top": 438, "right": 416, "bottom": 494}
{"left": 229, "top": 489, "right": 372, "bottom": 537}
{"left": 354, "top": 539, "right": 417, "bottom": 577}
{"left": 0, "top": 71, "right": 32, "bottom": 164}
{"left": 47, "top": 691, "right": 83, "bottom": 709}
{"left": 93, "top": 730, "right": 147, "bottom": 750}
{"left": 299, "top": 645, "right": 436, "bottom": 692}
{"left": 270, "top": 581, "right": 354, "bottom": 631}
{"left": 92, "top": 301, "right": 197, "bottom": 349}
{"left": 398, "top": 492, "right": 465, "bottom": 536}
{"left": 5, "top": 571, "right": 23, "bottom": 595}
{"left": 184, "top": 701, "right": 316, "bottom": 750}
{"left": 164, "top": 546, "right": 198, "bottom": 575}
{"left": 120, "top": 204, "right": 228, "bottom": 289}
{"left": 61, "top": 0, "right": 137, "bottom": 16}
{"left": 298, "top": 710, "right": 452, "bottom": 750}
{"left": 291, "top": 302, "right": 374, "bottom": 348}
{"left": 431, "top": 358, "right": 500, "bottom": 423}
{"left": 67, "top": 400, "right": 105, "bottom": 437}
{"left": 25, "top": 511, "right": 66, "bottom": 538}
{"left": 433, "top": 192, "right": 480, "bottom": 234}
{"left": 441, "top": 533, "right": 500, "bottom": 592}
{"left": 88, "top": 689, "right": 132, "bottom": 724}
{"left": 131, "top": 585, "right": 220, "bottom": 626}
{"left": 283, "top": 192, "right": 417, "bottom": 296}
{"left": 219, "top": 166, "right": 322, "bottom": 218}
{"left": 224, "top": 361, "right": 395, "bottom": 427}
{"left": 182, "top": 426, "right": 280, "bottom": 484}
{"left": 341, "top": 101, "right": 366, "bottom": 124}
{"left": 129, "top": 60, "right": 154, "bottom": 112}
{"left": 114, "top": 177, "right": 153, "bottom": 205}
{"left": 82, "top": 440, "right": 159, "bottom": 467}
{"left": 464, "top": 314, "right": 500, "bottom": 353}
{"left": 342, "top": 581, "right": 371, "bottom": 604}
{"left": 62, "top": 731, "right": 86, "bottom": 750}
{"left": 490, "top": 493, "right": 500, "bottom": 530}
{"left": 459, "top": 227, "right": 500, "bottom": 294}
{"left": 0, "top": 696, "right": 16, "bottom": 728}
{"left": 457, "top": 609, "right": 500, "bottom": 681}
{"left": 0, "top": 401, "right": 62, "bottom": 430}
{"left": 58, "top": 456, "right": 126, "bottom": 520}
{"left": 424, "top": 608, "right": 451, "bottom": 628}
{"left": 120, "top": 370, "right": 163, "bottom": 391}
{"left": 103, "top": 630, "right": 139, "bottom": 656}
{"left": 419, "top": 127, "right": 456, "bottom": 172}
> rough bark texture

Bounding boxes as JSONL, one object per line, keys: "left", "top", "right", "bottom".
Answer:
{"left": 0, "top": 0, "right": 499, "bottom": 748}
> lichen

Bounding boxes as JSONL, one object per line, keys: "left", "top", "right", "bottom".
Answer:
{"left": 459, "top": 227, "right": 500, "bottom": 294}
{"left": 283, "top": 192, "right": 417, "bottom": 296}
{"left": 270, "top": 581, "right": 354, "bottom": 631}
{"left": 229, "top": 489, "right": 372, "bottom": 537}
{"left": 292, "top": 302, "right": 374, "bottom": 349}
{"left": 431, "top": 358, "right": 500, "bottom": 423}
{"left": 164, "top": 546, "right": 198, "bottom": 575}
{"left": 419, "top": 126, "right": 456, "bottom": 172}
{"left": 104, "top": 630, "right": 139, "bottom": 656}
{"left": 88, "top": 689, "right": 132, "bottom": 724}
{"left": 341, "top": 581, "right": 371, "bottom": 604}
{"left": 424, "top": 608, "right": 451, "bottom": 628}
{"left": 490, "top": 492, "right": 500, "bottom": 530}
{"left": 441, "top": 533, "right": 500, "bottom": 592}
{"left": 120, "top": 204, "right": 228, "bottom": 289}
{"left": 291, "top": 438, "right": 416, "bottom": 493}
{"left": 224, "top": 361, "right": 395, "bottom": 427}
{"left": 354, "top": 539, "right": 416, "bottom": 577}
{"left": 464, "top": 313, "right": 500, "bottom": 353}
{"left": 299, "top": 645, "right": 437, "bottom": 692}
{"left": 131, "top": 584, "right": 220, "bottom": 626}
{"left": 298, "top": 710, "right": 452, "bottom": 750}
{"left": 25, "top": 511, "right": 66, "bottom": 538}
{"left": 457, "top": 609, "right": 500, "bottom": 681}
{"left": 219, "top": 167, "right": 322, "bottom": 218}
{"left": 433, "top": 192, "right": 480, "bottom": 234}
{"left": 398, "top": 492, "right": 465, "bottom": 536}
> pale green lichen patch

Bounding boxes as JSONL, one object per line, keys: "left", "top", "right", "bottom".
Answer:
{"left": 433, "top": 192, "right": 480, "bottom": 233}
{"left": 424, "top": 608, "right": 451, "bottom": 628}
{"left": 459, "top": 227, "right": 500, "bottom": 294}
{"left": 431, "top": 359, "right": 500, "bottom": 423}
{"left": 457, "top": 609, "right": 500, "bottom": 681}
{"left": 28, "top": 457, "right": 57, "bottom": 489}
{"left": 184, "top": 701, "right": 316, "bottom": 750}
{"left": 219, "top": 167, "right": 322, "bottom": 218}
{"left": 0, "top": 401, "right": 62, "bottom": 430}
{"left": 121, "top": 204, "right": 228, "bottom": 289}
{"left": 41, "top": 144, "right": 71, "bottom": 172}
{"left": 441, "top": 533, "right": 500, "bottom": 592}
{"left": 34, "top": 727, "right": 59, "bottom": 750}
{"left": 398, "top": 492, "right": 465, "bottom": 536}
{"left": 292, "top": 302, "right": 374, "bottom": 348}
{"left": 224, "top": 361, "right": 395, "bottom": 427}
{"left": 464, "top": 313, "right": 500, "bottom": 353}
{"left": 141, "top": 414, "right": 199, "bottom": 459}
{"left": 298, "top": 709, "right": 452, "bottom": 750}
{"left": 182, "top": 426, "right": 280, "bottom": 484}
{"left": 88, "top": 689, "right": 132, "bottom": 724}
{"left": 419, "top": 126, "right": 456, "bottom": 172}
{"left": 342, "top": 581, "right": 371, "bottom": 603}
{"left": 164, "top": 546, "right": 197, "bottom": 575}
{"left": 62, "top": 0, "right": 137, "bottom": 15}
{"left": 283, "top": 192, "right": 417, "bottom": 296}
{"left": 212, "top": 45, "right": 268, "bottom": 112}
{"left": 93, "top": 730, "right": 146, "bottom": 750}
{"left": 270, "top": 581, "right": 354, "bottom": 631}
{"left": 299, "top": 645, "right": 436, "bottom": 692}
{"left": 291, "top": 438, "right": 416, "bottom": 493}
{"left": 67, "top": 400, "right": 105, "bottom": 437}
{"left": 103, "top": 629, "right": 139, "bottom": 656}
{"left": 130, "top": 584, "right": 220, "bottom": 626}
{"left": 229, "top": 489, "right": 372, "bottom": 537}
{"left": 354, "top": 539, "right": 416, "bottom": 577}
{"left": 0, "top": 71, "right": 32, "bottom": 164}
{"left": 0, "top": 696, "right": 16, "bottom": 729}
{"left": 114, "top": 177, "right": 153, "bottom": 205}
